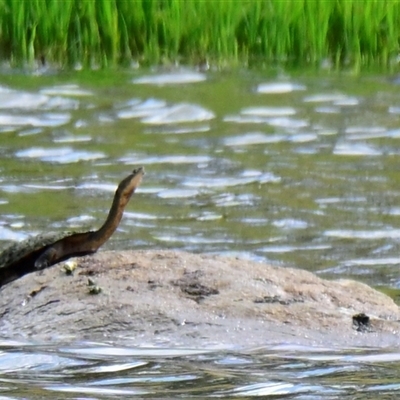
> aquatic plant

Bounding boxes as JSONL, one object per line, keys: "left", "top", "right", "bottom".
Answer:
{"left": 1, "top": 0, "right": 400, "bottom": 69}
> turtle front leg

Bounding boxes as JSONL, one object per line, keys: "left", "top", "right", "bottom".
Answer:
{"left": 34, "top": 247, "right": 58, "bottom": 270}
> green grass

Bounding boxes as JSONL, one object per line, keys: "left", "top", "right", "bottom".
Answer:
{"left": 1, "top": 0, "right": 400, "bottom": 70}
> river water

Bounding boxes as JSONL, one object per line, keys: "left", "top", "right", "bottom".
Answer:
{"left": 1, "top": 67, "right": 400, "bottom": 397}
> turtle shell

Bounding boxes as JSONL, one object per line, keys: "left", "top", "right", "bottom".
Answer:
{"left": 0, "top": 231, "right": 73, "bottom": 270}
{"left": 0, "top": 231, "right": 77, "bottom": 287}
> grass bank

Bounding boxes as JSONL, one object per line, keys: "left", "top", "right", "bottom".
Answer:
{"left": 1, "top": 0, "right": 400, "bottom": 70}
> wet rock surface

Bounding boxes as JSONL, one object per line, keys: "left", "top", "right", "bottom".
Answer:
{"left": 0, "top": 250, "right": 399, "bottom": 348}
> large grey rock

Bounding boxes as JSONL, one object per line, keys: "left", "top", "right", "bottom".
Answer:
{"left": 0, "top": 250, "right": 399, "bottom": 348}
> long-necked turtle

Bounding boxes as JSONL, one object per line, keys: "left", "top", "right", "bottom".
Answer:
{"left": 0, "top": 167, "right": 145, "bottom": 288}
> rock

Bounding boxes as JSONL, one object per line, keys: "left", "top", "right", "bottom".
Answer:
{"left": 0, "top": 250, "right": 399, "bottom": 348}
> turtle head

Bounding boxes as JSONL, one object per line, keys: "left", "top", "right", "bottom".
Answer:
{"left": 115, "top": 167, "right": 145, "bottom": 206}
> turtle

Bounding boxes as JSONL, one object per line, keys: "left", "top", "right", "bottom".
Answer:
{"left": 0, "top": 167, "right": 145, "bottom": 288}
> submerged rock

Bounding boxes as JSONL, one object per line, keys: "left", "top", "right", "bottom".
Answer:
{"left": 0, "top": 250, "right": 399, "bottom": 348}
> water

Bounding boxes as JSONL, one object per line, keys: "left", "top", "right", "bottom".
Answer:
{"left": 1, "top": 68, "right": 400, "bottom": 397}
{"left": 1, "top": 340, "right": 400, "bottom": 399}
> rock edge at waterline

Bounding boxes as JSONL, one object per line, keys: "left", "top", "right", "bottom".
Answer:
{"left": 0, "top": 250, "right": 399, "bottom": 348}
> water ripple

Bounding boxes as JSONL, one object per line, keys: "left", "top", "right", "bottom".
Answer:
{"left": 272, "top": 218, "right": 309, "bottom": 229}
{"left": 0, "top": 341, "right": 400, "bottom": 398}
{"left": 229, "top": 381, "right": 324, "bottom": 396}
{"left": 157, "top": 189, "right": 199, "bottom": 198}
{"left": 0, "top": 113, "right": 70, "bottom": 127}
{"left": 141, "top": 103, "right": 214, "bottom": 124}
{"left": 0, "top": 86, "right": 48, "bottom": 108}
{"left": 324, "top": 229, "right": 400, "bottom": 239}
{"left": 15, "top": 147, "right": 106, "bottom": 163}
{"left": 303, "top": 93, "right": 353, "bottom": 103}
{"left": 224, "top": 114, "right": 308, "bottom": 129}
{"left": 257, "top": 82, "right": 306, "bottom": 93}
{"left": 242, "top": 106, "right": 297, "bottom": 116}
{"left": 0, "top": 226, "right": 28, "bottom": 241}
{"left": 182, "top": 172, "right": 280, "bottom": 188}
{"left": 40, "top": 84, "right": 93, "bottom": 97}
{"left": 333, "top": 142, "right": 382, "bottom": 156}
{"left": 224, "top": 132, "right": 286, "bottom": 146}
{"left": 132, "top": 71, "right": 206, "bottom": 85}
{"left": 117, "top": 98, "right": 214, "bottom": 124}
{"left": 120, "top": 154, "right": 211, "bottom": 165}
{"left": 117, "top": 98, "right": 167, "bottom": 119}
